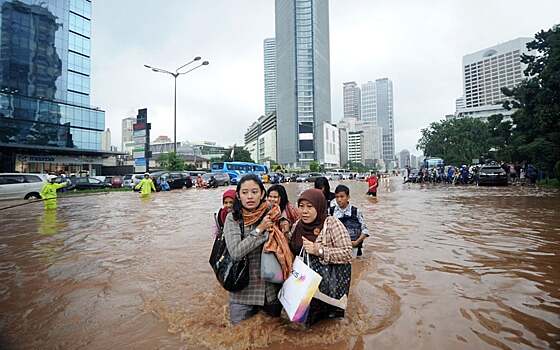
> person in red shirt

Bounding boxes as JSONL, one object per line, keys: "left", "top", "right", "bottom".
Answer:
{"left": 367, "top": 172, "right": 378, "bottom": 197}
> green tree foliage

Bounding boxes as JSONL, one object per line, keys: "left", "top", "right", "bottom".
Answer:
{"left": 309, "top": 160, "right": 320, "bottom": 172}
{"left": 501, "top": 26, "right": 560, "bottom": 176}
{"left": 345, "top": 161, "right": 371, "bottom": 173}
{"left": 221, "top": 146, "right": 255, "bottom": 163}
{"left": 417, "top": 26, "right": 560, "bottom": 177}
{"left": 159, "top": 152, "right": 185, "bottom": 171}
{"left": 417, "top": 117, "right": 491, "bottom": 165}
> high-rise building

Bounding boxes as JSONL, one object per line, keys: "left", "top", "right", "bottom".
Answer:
{"left": 121, "top": 117, "right": 135, "bottom": 155}
{"left": 347, "top": 131, "right": 364, "bottom": 164}
{"left": 264, "top": 38, "right": 277, "bottom": 114}
{"left": 0, "top": 0, "right": 108, "bottom": 174}
{"left": 244, "top": 112, "right": 277, "bottom": 163}
{"left": 375, "top": 78, "right": 395, "bottom": 166}
{"left": 101, "top": 128, "right": 111, "bottom": 151}
{"left": 343, "top": 81, "right": 361, "bottom": 119}
{"left": 360, "top": 78, "right": 394, "bottom": 167}
{"left": 275, "top": 0, "right": 331, "bottom": 168}
{"left": 457, "top": 37, "right": 532, "bottom": 120}
{"left": 399, "top": 149, "right": 410, "bottom": 168}
{"left": 410, "top": 154, "right": 417, "bottom": 169}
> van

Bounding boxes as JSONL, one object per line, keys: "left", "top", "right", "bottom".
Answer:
{"left": 0, "top": 173, "right": 48, "bottom": 200}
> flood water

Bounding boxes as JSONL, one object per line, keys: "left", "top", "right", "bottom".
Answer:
{"left": 0, "top": 178, "right": 559, "bottom": 350}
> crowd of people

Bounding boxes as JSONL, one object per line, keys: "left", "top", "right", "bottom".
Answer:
{"left": 402, "top": 162, "right": 539, "bottom": 185}
{"left": 212, "top": 175, "right": 371, "bottom": 327}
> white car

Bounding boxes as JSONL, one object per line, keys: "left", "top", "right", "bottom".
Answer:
{"left": 123, "top": 174, "right": 144, "bottom": 188}
{"left": 0, "top": 173, "right": 48, "bottom": 200}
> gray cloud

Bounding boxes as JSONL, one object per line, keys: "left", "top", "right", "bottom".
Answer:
{"left": 91, "top": 0, "right": 560, "bottom": 156}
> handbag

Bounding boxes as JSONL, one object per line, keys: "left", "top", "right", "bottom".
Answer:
{"left": 308, "top": 255, "right": 351, "bottom": 311}
{"left": 209, "top": 215, "right": 249, "bottom": 292}
{"left": 261, "top": 251, "right": 284, "bottom": 284}
{"left": 278, "top": 251, "right": 322, "bottom": 323}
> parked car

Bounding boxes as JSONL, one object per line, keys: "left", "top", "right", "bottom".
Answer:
{"left": 71, "top": 176, "right": 112, "bottom": 190}
{"left": 355, "top": 173, "right": 367, "bottom": 181}
{"left": 306, "top": 172, "right": 324, "bottom": 183}
{"left": 152, "top": 171, "right": 193, "bottom": 190}
{"left": 325, "top": 172, "right": 342, "bottom": 181}
{"left": 0, "top": 173, "right": 50, "bottom": 200}
{"left": 477, "top": 164, "right": 508, "bottom": 186}
{"left": 269, "top": 172, "right": 285, "bottom": 184}
{"left": 296, "top": 173, "right": 310, "bottom": 182}
{"left": 123, "top": 174, "right": 144, "bottom": 188}
{"left": 286, "top": 173, "right": 298, "bottom": 182}
{"left": 202, "top": 172, "right": 230, "bottom": 187}
{"left": 110, "top": 176, "right": 123, "bottom": 188}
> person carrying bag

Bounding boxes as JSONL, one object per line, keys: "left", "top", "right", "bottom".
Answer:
{"left": 289, "top": 189, "right": 353, "bottom": 327}
{"left": 261, "top": 204, "right": 294, "bottom": 284}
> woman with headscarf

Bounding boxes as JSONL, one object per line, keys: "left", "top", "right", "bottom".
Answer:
{"left": 289, "top": 188, "right": 353, "bottom": 327}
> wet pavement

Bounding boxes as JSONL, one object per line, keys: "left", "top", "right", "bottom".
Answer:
{"left": 0, "top": 178, "right": 559, "bottom": 349}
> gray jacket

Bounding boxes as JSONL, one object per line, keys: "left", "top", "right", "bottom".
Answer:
{"left": 223, "top": 212, "right": 281, "bottom": 305}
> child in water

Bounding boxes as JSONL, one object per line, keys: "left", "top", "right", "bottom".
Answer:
{"left": 213, "top": 189, "right": 236, "bottom": 238}
{"left": 330, "top": 184, "right": 369, "bottom": 257}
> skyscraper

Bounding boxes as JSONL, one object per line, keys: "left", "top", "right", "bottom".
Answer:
{"left": 264, "top": 38, "right": 276, "bottom": 114}
{"left": 375, "top": 78, "right": 395, "bottom": 165}
{"left": 343, "top": 81, "right": 360, "bottom": 119}
{"left": 457, "top": 37, "right": 532, "bottom": 120}
{"left": 275, "top": 0, "right": 331, "bottom": 167}
{"left": 0, "top": 0, "right": 107, "bottom": 174}
{"left": 121, "top": 117, "right": 135, "bottom": 154}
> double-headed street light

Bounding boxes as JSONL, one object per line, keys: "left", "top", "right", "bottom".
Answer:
{"left": 144, "top": 57, "right": 209, "bottom": 153}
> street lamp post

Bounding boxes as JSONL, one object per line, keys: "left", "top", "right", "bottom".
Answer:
{"left": 144, "top": 57, "right": 209, "bottom": 154}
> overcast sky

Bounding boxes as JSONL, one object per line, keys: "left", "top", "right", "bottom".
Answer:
{"left": 91, "top": 0, "right": 560, "bottom": 156}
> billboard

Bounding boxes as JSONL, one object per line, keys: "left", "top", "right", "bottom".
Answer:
{"left": 131, "top": 108, "right": 150, "bottom": 172}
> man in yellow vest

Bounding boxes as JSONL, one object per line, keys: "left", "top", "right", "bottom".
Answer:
{"left": 40, "top": 175, "right": 68, "bottom": 210}
{"left": 135, "top": 173, "right": 156, "bottom": 196}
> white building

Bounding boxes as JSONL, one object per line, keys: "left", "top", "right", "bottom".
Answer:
{"left": 101, "top": 128, "right": 111, "bottom": 151}
{"left": 121, "top": 117, "right": 135, "bottom": 155}
{"left": 244, "top": 112, "right": 277, "bottom": 163}
{"left": 457, "top": 37, "right": 532, "bottom": 120}
{"left": 343, "top": 81, "right": 361, "bottom": 119}
{"left": 337, "top": 117, "right": 382, "bottom": 167}
{"left": 264, "top": 38, "right": 277, "bottom": 114}
{"left": 347, "top": 131, "right": 364, "bottom": 164}
{"left": 323, "top": 122, "right": 340, "bottom": 168}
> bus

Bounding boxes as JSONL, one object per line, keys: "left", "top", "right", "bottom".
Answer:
{"left": 210, "top": 161, "right": 269, "bottom": 184}
{"left": 423, "top": 157, "right": 444, "bottom": 169}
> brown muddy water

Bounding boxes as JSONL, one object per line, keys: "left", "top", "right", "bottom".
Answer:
{"left": 0, "top": 178, "right": 559, "bottom": 350}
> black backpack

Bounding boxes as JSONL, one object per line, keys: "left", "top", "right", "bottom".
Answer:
{"left": 209, "top": 215, "right": 249, "bottom": 292}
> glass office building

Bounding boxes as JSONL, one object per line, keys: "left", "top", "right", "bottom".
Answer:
{"left": 0, "top": 0, "right": 108, "bottom": 174}
{"left": 275, "top": 0, "right": 331, "bottom": 167}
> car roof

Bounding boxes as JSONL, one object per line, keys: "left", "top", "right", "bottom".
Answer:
{"left": 0, "top": 173, "right": 45, "bottom": 176}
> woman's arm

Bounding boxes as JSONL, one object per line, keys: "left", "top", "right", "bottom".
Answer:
{"left": 224, "top": 213, "right": 268, "bottom": 261}
{"left": 319, "top": 217, "right": 352, "bottom": 264}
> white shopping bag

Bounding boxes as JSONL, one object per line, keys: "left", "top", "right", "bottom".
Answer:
{"left": 278, "top": 255, "right": 322, "bottom": 323}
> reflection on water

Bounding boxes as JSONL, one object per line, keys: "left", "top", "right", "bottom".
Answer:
{"left": 0, "top": 180, "right": 559, "bottom": 349}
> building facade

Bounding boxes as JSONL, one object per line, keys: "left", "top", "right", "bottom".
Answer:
{"left": 275, "top": 0, "right": 331, "bottom": 168}
{"left": 457, "top": 37, "right": 532, "bottom": 120}
{"left": 347, "top": 131, "right": 364, "bottom": 164}
{"left": 121, "top": 116, "right": 135, "bottom": 154}
{"left": 101, "top": 128, "right": 111, "bottom": 151}
{"left": 375, "top": 78, "right": 395, "bottom": 167}
{"left": 398, "top": 149, "right": 410, "bottom": 168}
{"left": 244, "top": 112, "right": 277, "bottom": 163}
{"left": 322, "top": 122, "right": 339, "bottom": 168}
{"left": 0, "top": 0, "right": 109, "bottom": 174}
{"left": 264, "top": 38, "right": 277, "bottom": 114}
{"left": 343, "top": 81, "right": 360, "bottom": 119}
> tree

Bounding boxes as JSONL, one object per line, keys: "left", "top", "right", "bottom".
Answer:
{"left": 158, "top": 152, "right": 185, "bottom": 171}
{"left": 309, "top": 160, "right": 320, "bottom": 172}
{"left": 416, "top": 117, "right": 491, "bottom": 165}
{"left": 221, "top": 146, "right": 254, "bottom": 163}
{"left": 501, "top": 26, "right": 560, "bottom": 177}
{"left": 345, "top": 161, "right": 370, "bottom": 173}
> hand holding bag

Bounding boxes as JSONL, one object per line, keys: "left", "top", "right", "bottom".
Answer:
{"left": 278, "top": 251, "right": 322, "bottom": 323}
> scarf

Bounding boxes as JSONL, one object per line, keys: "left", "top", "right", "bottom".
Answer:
{"left": 283, "top": 202, "right": 301, "bottom": 225}
{"left": 218, "top": 189, "right": 237, "bottom": 226}
{"left": 263, "top": 204, "right": 294, "bottom": 280}
{"left": 241, "top": 201, "right": 269, "bottom": 226}
{"left": 291, "top": 189, "right": 327, "bottom": 253}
